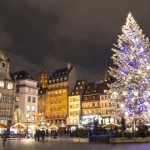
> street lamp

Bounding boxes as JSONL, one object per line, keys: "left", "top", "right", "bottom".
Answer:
{"left": 26, "top": 118, "right": 30, "bottom": 137}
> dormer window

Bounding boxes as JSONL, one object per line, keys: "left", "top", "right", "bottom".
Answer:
{"left": 7, "top": 82, "right": 13, "bottom": 90}
{"left": 64, "top": 77, "right": 67, "bottom": 80}
{"left": 2, "top": 63, "right": 5, "bottom": 68}
{"left": 88, "top": 86, "right": 90, "bottom": 89}
{"left": 86, "top": 91, "right": 89, "bottom": 94}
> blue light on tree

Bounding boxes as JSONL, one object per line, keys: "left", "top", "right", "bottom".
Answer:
{"left": 128, "top": 60, "right": 137, "bottom": 67}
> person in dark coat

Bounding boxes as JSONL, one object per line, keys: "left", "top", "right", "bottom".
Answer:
{"left": 37, "top": 129, "right": 40, "bottom": 141}
{"left": 41, "top": 129, "right": 46, "bottom": 141}
{"left": 34, "top": 129, "right": 38, "bottom": 141}
{"left": 2, "top": 130, "right": 7, "bottom": 146}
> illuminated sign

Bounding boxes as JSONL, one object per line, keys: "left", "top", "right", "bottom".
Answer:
{"left": 81, "top": 115, "right": 100, "bottom": 125}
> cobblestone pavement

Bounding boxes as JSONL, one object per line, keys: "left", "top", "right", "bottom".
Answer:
{"left": 0, "top": 138, "right": 150, "bottom": 150}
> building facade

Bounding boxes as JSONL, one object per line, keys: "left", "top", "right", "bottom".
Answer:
{"left": 12, "top": 71, "right": 38, "bottom": 128}
{"left": 81, "top": 81, "right": 116, "bottom": 127}
{"left": 0, "top": 50, "right": 15, "bottom": 127}
{"left": 45, "top": 64, "right": 77, "bottom": 128}
{"left": 68, "top": 80, "right": 86, "bottom": 129}
{"left": 81, "top": 82, "right": 102, "bottom": 127}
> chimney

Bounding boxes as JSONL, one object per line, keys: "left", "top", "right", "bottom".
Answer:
{"left": 67, "top": 63, "right": 72, "bottom": 70}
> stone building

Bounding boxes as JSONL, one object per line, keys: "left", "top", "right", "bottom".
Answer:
{"left": 0, "top": 50, "right": 15, "bottom": 128}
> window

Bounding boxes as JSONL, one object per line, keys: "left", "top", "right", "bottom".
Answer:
{"left": 2, "top": 63, "right": 5, "bottom": 68}
{"left": 93, "top": 96, "right": 96, "bottom": 100}
{"left": 7, "top": 83, "right": 13, "bottom": 89}
{"left": 32, "top": 97, "right": 36, "bottom": 103}
{"left": 84, "top": 97, "right": 88, "bottom": 100}
{"left": 64, "top": 77, "right": 67, "bottom": 80}
{"left": 63, "top": 89, "right": 66, "bottom": 93}
{"left": 31, "top": 115, "right": 35, "bottom": 121}
{"left": 7, "top": 96, "right": 12, "bottom": 103}
{"left": 0, "top": 81, "right": 4, "bottom": 88}
{"left": 0, "top": 93, "right": 2, "bottom": 102}
{"left": 59, "top": 90, "right": 62, "bottom": 94}
{"left": 7, "top": 108, "right": 11, "bottom": 116}
{"left": 76, "top": 91, "right": 79, "bottom": 94}
{"left": 97, "top": 102, "right": 99, "bottom": 106}
{"left": 2, "top": 95, "right": 6, "bottom": 102}
{"left": 27, "top": 96, "right": 31, "bottom": 102}
{"left": 55, "top": 91, "right": 58, "bottom": 94}
{"left": 31, "top": 106, "right": 35, "bottom": 112}
{"left": 27, "top": 105, "right": 30, "bottom": 112}
{"left": 92, "top": 103, "right": 95, "bottom": 107}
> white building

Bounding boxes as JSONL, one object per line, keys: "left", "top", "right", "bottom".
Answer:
{"left": 12, "top": 71, "right": 38, "bottom": 128}
{"left": 0, "top": 50, "right": 15, "bottom": 128}
{"left": 68, "top": 80, "right": 86, "bottom": 130}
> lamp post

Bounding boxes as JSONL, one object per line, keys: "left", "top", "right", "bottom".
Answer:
{"left": 26, "top": 118, "right": 30, "bottom": 137}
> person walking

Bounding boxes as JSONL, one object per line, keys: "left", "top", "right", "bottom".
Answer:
{"left": 34, "top": 130, "right": 38, "bottom": 141}
{"left": 2, "top": 130, "right": 7, "bottom": 146}
{"left": 37, "top": 129, "right": 40, "bottom": 141}
{"left": 41, "top": 129, "right": 46, "bottom": 142}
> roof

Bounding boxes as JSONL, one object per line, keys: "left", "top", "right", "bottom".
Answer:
{"left": 83, "top": 81, "right": 109, "bottom": 96}
{"left": 49, "top": 66, "right": 73, "bottom": 79}
{"left": 12, "top": 70, "right": 35, "bottom": 81}
{"left": 70, "top": 79, "right": 86, "bottom": 96}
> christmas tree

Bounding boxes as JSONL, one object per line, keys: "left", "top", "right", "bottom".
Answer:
{"left": 107, "top": 13, "right": 150, "bottom": 128}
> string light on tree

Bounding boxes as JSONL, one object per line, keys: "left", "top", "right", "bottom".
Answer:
{"left": 106, "top": 12, "right": 150, "bottom": 128}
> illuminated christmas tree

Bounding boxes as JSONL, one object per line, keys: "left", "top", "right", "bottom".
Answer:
{"left": 107, "top": 13, "right": 150, "bottom": 128}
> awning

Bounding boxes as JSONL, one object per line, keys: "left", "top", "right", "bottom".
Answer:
{"left": 10, "top": 123, "right": 27, "bottom": 129}
{"left": 0, "top": 124, "right": 7, "bottom": 128}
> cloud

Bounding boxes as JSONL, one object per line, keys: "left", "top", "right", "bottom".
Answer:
{"left": 1, "top": 0, "right": 150, "bottom": 82}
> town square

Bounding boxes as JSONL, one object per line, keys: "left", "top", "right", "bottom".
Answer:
{"left": 1, "top": 0, "right": 150, "bottom": 149}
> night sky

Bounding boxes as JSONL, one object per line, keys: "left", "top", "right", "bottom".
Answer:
{"left": 0, "top": 0, "right": 150, "bottom": 82}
